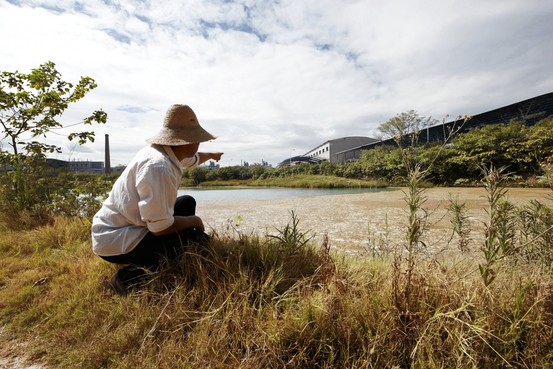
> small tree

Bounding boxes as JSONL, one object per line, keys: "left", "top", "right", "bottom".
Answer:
{"left": 378, "top": 110, "right": 438, "bottom": 148}
{"left": 0, "top": 61, "right": 107, "bottom": 213}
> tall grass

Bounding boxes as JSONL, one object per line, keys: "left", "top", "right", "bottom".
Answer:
{"left": 1, "top": 199, "right": 553, "bottom": 368}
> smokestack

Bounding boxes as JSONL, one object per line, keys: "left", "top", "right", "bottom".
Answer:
{"left": 104, "top": 134, "right": 111, "bottom": 174}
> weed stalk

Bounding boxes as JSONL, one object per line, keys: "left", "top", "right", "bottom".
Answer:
{"left": 479, "top": 165, "right": 515, "bottom": 286}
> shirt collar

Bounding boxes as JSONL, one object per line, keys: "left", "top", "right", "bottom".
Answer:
{"left": 161, "top": 145, "right": 183, "bottom": 170}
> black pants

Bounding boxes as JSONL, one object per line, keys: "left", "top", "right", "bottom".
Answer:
{"left": 100, "top": 195, "right": 209, "bottom": 271}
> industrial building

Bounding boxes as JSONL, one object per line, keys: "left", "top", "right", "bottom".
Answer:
{"left": 334, "top": 92, "right": 553, "bottom": 163}
{"left": 45, "top": 159, "right": 105, "bottom": 173}
{"left": 279, "top": 92, "right": 553, "bottom": 166}
{"left": 304, "top": 136, "right": 379, "bottom": 163}
{"left": 279, "top": 136, "right": 378, "bottom": 166}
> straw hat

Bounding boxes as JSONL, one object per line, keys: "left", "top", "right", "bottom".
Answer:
{"left": 146, "top": 104, "right": 216, "bottom": 145}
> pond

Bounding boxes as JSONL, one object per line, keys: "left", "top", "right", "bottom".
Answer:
{"left": 178, "top": 186, "right": 388, "bottom": 202}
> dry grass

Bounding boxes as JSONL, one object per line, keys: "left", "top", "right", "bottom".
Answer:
{"left": 1, "top": 205, "right": 553, "bottom": 368}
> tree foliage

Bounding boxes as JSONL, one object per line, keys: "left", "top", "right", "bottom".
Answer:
{"left": 378, "top": 110, "right": 439, "bottom": 148}
{"left": 450, "top": 118, "right": 553, "bottom": 178}
{"left": 0, "top": 61, "right": 107, "bottom": 220}
{"left": 1, "top": 61, "right": 107, "bottom": 158}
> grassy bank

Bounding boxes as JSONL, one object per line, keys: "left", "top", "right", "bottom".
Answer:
{"left": 194, "top": 174, "right": 387, "bottom": 188}
{"left": 1, "top": 208, "right": 552, "bottom": 368}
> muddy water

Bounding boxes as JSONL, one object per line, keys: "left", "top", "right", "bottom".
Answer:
{"left": 195, "top": 187, "right": 553, "bottom": 253}
{"left": 179, "top": 187, "right": 386, "bottom": 202}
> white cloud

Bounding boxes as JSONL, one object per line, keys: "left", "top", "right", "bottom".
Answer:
{"left": 1, "top": 0, "right": 552, "bottom": 167}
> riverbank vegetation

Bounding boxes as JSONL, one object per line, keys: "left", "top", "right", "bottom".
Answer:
{"left": 185, "top": 174, "right": 387, "bottom": 188}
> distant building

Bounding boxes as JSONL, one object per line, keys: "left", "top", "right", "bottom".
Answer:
{"left": 111, "top": 165, "right": 126, "bottom": 174}
{"left": 277, "top": 155, "right": 322, "bottom": 167}
{"left": 2, "top": 157, "right": 126, "bottom": 174}
{"left": 45, "top": 159, "right": 69, "bottom": 170}
{"left": 46, "top": 159, "right": 104, "bottom": 173}
{"left": 304, "top": 136, "right": 378, "bottom": 163}
{"left": 67, "top": 160, "right": 104, "bottom": 173}
{"left": 279, "top": 136, "right": 378, "bottom": 166}
{"left": 203, "top": 160, "right": 220, "bottom": 169}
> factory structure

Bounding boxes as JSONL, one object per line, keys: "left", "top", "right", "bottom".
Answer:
{"left": 279, "top": 92, "right": 553, "bottom": 166}
{"left": 47, "top": 159, "right": 105, "bottom": 173}
{"left": 278, "top": 136, "right": 378, "bottom": 167}
{"left": 43, "top": 134, "right": 119, "bottom": 174}
{"left": 302, "top": 136, "right": 378, "bottom": 164}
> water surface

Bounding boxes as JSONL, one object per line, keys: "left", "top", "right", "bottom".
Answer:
{"left": 178, "top": 187, "right": 387, "bottom": 202}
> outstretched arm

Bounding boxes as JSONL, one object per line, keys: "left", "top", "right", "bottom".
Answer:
{"left": 198, "top": 152, "right": 223, "bottom": 165}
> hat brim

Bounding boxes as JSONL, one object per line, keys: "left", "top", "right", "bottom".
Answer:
{"left": 146, "top": 126, "right": 216, "bottom": 146}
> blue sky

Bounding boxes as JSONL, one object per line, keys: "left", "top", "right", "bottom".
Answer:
{"left": 1, "top": 0, "right": 552, "bottom": 166}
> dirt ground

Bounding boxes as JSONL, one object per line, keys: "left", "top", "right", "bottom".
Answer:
{"left": 198, "top": 187, "right": 553, "bottom": 254}
{"left": 0, "top": 339, "right": 44, "bottom": 369}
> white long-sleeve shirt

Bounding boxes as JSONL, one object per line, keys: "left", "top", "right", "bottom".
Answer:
{"left": 91, "top": 144, "right": 199, "bottom": 256}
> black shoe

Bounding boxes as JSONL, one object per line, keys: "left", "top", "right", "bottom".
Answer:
{"left": 108, "top": 270, "right": 129, "bottom": 296}
{"left": 108, "top": 266, "right": 148, "bottom": 296}
{"left": 184, "top": 229, "right": 211, "bottom": 247}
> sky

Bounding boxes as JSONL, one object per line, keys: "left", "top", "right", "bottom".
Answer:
{"left": 1, "top": 0, "right": 552, "bottom": 167}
